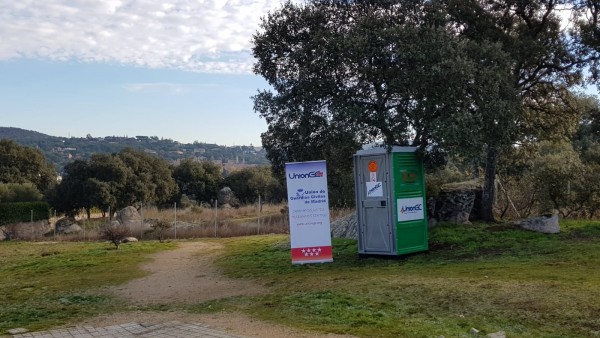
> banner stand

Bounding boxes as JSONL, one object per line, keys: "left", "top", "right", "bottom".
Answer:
{"left": 285, "top": 160, "right": 333, "bottom": 265}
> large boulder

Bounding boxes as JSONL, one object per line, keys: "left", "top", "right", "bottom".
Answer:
{"left": 117, "top": 206, "right": 152, "bottom": 231}
{"left": 330, "top": 212, "right": 358, "bottom": 240}
{"left": 515, "top": 213, "right": 560, "bottom": 234}
{"left": 430, "top": 180, "right": 481, "bottom": 225}
{"left": 118, "top": 206, "right": 141, "bottom": 225}
{"left": 218, "top": 187, "right": 234, "bottom": 208}
{"left": 55, "top": 217, "right": 82, "bottom": 234}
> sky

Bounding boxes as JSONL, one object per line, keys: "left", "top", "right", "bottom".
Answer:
{"left": 0, "top": 0, "right": 284, "bottom": 146}
{"left": 1, "top": 2, "right": 598, "bottom": 147}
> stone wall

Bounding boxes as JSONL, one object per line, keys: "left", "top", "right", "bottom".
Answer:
{"left": 428, "top": 180, "right": 482, "bottom": 226}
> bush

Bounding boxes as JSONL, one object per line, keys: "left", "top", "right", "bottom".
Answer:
{"left": 191, "top": 205, "right": 204, "bottom": 214}
{"left": 0, "top": 201, "right": 49, "bottom": 225}
{"left": 100, "top": 225, "right": 130, "bottom": 249}
{"left": 0, "top": 224, "right": 18, "bottom": 240}
{"left": 0, "top": 183, "right": 43, "bottom": 202}
{"left": 151, "top": 220, "right": 173, "bottom": 243}
{"left": 178, "top": 194, "right": 192, "bottom": 209}
{"left": 425, "top": 164, "right": 466, "bottom": 198}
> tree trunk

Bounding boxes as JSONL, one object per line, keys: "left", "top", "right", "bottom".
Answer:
{"left": 480, "top": 147, "right": 497, "bottom": 222}
{"left": 472, "top": 159, "right": 479, "bottom": 179}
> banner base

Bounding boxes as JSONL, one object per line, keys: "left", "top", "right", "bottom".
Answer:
{"left": 291, "top": 246, "right": 333, "bottom": 264}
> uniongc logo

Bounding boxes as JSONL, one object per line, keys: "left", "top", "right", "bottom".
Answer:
{"left": 367, "top": 182, "right": 382, "bottom": 195}
{"left": 288, "top": 171, "right": 324, "bottom": 179}
{"left": 400, "top": 204, "right": 422, "bottom": 214}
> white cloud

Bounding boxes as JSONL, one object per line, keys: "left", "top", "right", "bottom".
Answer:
{"left": 123, "top": 82, "right": 220, "bottom": 94}
{"left": 0, "top": 0, "right": 283, "bottom": 73}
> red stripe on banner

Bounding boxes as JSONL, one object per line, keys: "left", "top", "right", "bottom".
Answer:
{"left": 291, "top": 246, "right": 333, "bottom": 264}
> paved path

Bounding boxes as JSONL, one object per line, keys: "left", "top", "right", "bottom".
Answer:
{"left": 10, "top": 322, "right": 246, "bottom": 338}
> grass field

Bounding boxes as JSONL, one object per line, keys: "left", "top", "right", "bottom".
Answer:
{"left": 208, "top": 220, "right": 600, "bottom": 338}
{"left": 0, "top": 241, "right": 176, "bottom": 333}
{"left": 1, "top": 219, "right": 599, "bottom": 337}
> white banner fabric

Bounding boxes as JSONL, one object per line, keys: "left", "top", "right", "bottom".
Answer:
{"left": 285, "top": 161, "right": 333, "bottom": 264}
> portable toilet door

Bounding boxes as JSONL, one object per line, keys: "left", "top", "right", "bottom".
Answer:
{"left": 354, "top": 146, "right": 428, "bottom": 256}
{"left": 391, "top": 148, "right": 429, "bottom": 255}
{"left": 354, "top": 148, "right": 396, "bottom": 255}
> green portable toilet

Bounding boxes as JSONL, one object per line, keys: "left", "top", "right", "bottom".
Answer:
{"left": 354, "top": 146, "right": 428, "bottom": 255}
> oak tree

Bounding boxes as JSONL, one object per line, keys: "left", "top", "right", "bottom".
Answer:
{"left": 253, "top": 0, "right": 600, "bottom": 219}
{"left": 0, "top": 139, "right": 56, "bottom": 194}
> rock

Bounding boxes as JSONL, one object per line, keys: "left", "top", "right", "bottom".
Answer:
{"left": 330, "top": 212, "right": 358, "bottom": 240}
{"left": 111, "top": 220, "right": 121, "bottom": 227}
{"left": 470, "top": 188, "right": 483, "bottom": 222}
{"left": 118, "top": 206, "right": 141, "bottom": 224}
{"left": 117, "top": 206, "right": 152, "bottom": 231}
{"left": 487, "top": 331, "right": 506, "bottom": 338}
{"left": 55, "top": 217, "right": 82, "bottom": 234}
{"left": 122, "top": 237, "right": 138, "bottom": 243}
{"left": 430, "top": 180, "right": 482, "bottom": 225}
{"left": 515, "top": 213, "right": 560, "bottom": 234}
{"left": 8, "top": 328, "right": 29, "bottom": 334}
{"left": 218, "top": 187, "right": 234, "bottom": 206}
{"left": 469, "top": 327, "right": 480, "bottom": 334}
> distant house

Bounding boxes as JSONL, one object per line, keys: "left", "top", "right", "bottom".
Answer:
{"left": 54, "top": 147, "right": 77, "bottom": 152}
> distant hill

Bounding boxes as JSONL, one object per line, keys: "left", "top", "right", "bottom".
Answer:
{"left": 0, "top": 127, "right": 269, "bottom": 172}
{"left": 0, "top": 127, "right": 56, "bottom": 141}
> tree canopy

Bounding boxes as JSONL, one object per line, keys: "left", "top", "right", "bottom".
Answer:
{"left": 49, "top": 148, "right": 178, "bottom": 217}
{"left": 224, "top": 166, "right": 285, "bottom": 204}
{"left": 0, "top": 139, "right": 56, "bottom": 194}
{"left": 0, "top": 183, "right": 44, "bottom": 203}
{"left": 171, "top": 158, "right": 222, "bottom": 204}
{"left": 252, "top": 0, "right": 600, "bottom": 218}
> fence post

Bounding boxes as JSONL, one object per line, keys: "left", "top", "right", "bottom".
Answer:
{"left": 83, "top": 209, "right": 86, "bottom": 242}
{"left": 140, "top": 203, "right": 143, "bottom": 240}
{"left": 174, "top": 202, "right": 177, "bottom": 240}
{"left": 214, "top": 200, "right": 218, "bottom": 237}
{"left": 53, "top": 209, "right": 56, "bottom": 241}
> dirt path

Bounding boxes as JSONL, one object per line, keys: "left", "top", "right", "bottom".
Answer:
{"left": 87, "top": 240, "right": 355, "bottom": 338}
{"left": 110, "top": 241, "right": 264, "bottom": 304}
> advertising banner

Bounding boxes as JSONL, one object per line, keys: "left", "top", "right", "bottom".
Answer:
{"left": 397, "top": 197, "right": 425, "bottom": 222}
{"left": 285, "top": 160, "right": 333, "bottom": 264}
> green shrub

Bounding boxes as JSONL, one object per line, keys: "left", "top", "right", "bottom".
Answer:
{"left": 0, "top": 202, "right": 49, "bottom": 225}
{"left": 151, "top": 219, "right": 173, "bottom": 242}
{"left": 425, "top": 164, "right": 465, "bottom": 198}
{"left": 0, "top": 183, "right": 43, "bottom": 203}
